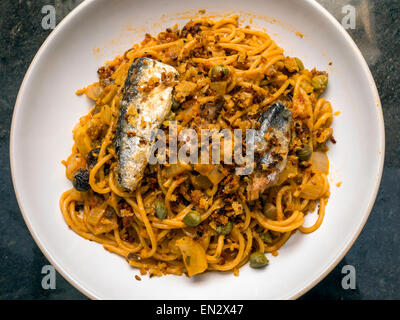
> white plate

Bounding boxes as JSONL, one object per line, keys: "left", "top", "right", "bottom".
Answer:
{"left": 10, "top": 0, "right": 384, "bottom": 299}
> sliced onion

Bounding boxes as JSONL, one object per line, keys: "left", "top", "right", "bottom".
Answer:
{"left": 277, "top": 162, "right": 298, "bottom": 185}
{"left": 165, "top": 163, "right": 189, "bottom": 178}
{"left": 194, "top": 164, "right": 227, "bottom": 185}
{"left": 210, "top": 81, "right": 227, "bottom": 95}
{"left": 207, "top": 165, "right": 228, "bottom": 185}
{"left": 101, "top": 105, "right": 112, "bottom": 125}
{"left": 88, "top": 206, "right": 118, "bottom": 235}
{"left": 87, "top": 207, "right": 105, "bottom": 226}
{"left": 311, "top": 151, "right": 329, "bottom": 174}
{"left": 176, "top": 236, "right": 208, "bottom": 277}
{"left": 299, "top": 174, "right": 325, "bottom": 200}
{"left": 85, "top": 82, "right": 102, "bottom": 101}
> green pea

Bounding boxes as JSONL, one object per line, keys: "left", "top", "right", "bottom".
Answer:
{"left": 295, "top": 58, "right": 304, "bottom": 71}
{"left": 311, "top": 74, "right": 328, "bottom": 90}
{"left": 296, "top": 144, "right": 312, "bottom": 161}
{"left": 171, "top": 97, "right": 180, "bottom": 111}
{"left": 216, "top": 221, "right": 233, "bottom": 235}
{"left": 249, "top": 252, "right": 269, "bottom": 269}
{"left": 155, "top": 200, "right": 167, "bottom": 220}
{"left": 260, "top": 231, "right": 274, "bottom": 244}
{"left": 210, "top": 64, "right": 230, "bottom": 80}
{"left": 183, "top": 210, "right": 202, "bottom": 227}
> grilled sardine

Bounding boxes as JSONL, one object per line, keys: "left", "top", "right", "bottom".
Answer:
{"left": 248, "top": 102, "right": 292, "bottom": 200}
{"left": 115, "top": 57, "right": 178, "bottom": 191}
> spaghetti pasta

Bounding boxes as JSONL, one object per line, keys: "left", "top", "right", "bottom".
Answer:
{"left": 60, "top": 15, "right": 334, "bottom": 277}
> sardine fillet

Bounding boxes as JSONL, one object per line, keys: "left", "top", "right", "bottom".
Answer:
{"left": 248, "top": 102, "right": 292, "bottom": 200}
{"left": 115, "top": 57, "right": 178, "bottom": 191}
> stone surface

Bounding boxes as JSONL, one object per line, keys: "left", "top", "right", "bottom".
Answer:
{"left": 0, "top": 0, "right": 398, "bottom": 300}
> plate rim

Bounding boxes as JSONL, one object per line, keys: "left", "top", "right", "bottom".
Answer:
{"left": 9, "top": 0, "right": 385, "bottom": 300}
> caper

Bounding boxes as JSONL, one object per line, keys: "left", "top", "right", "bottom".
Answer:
{"left": 263, "top": 203, "right": 277, "bottom": 220}
{"left": 210, "top": 64, "right": 230, "bottom": 81}
{"left": 72, "top": 169, "right": 90, "bottom": 191}
{"left": 296, "top": 144, "right": 312, "bottom": 161}
{"left": 171, "top": 97, "right": 180, "bottom": 111}
{"left": 183, "top": 210, "right": 202, "bottom": 227}
{"left": 249, "top": 252, "right": 269, "bottom": 269}
{"left": 295, "top": 58, "right": 304, "bottom": 71}
{"left": 155, "top": 199, "right": 168, "bottom": 220}
{"left": 216, "top": 221, "right": 233, "bottom": 235}
{"left": 190, "top": 174, "right": 213, "bottom": 190}
{"left": 311, "top": 74, "right": 328, "bottom": 90}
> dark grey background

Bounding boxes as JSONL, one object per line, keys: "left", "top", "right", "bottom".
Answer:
{"left": 0, "top": 0, "right": 399, "bottom": 300}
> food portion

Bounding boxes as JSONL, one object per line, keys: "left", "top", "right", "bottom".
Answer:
{"left": 60, "top": 15, "right": 334, "bottom": 277}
